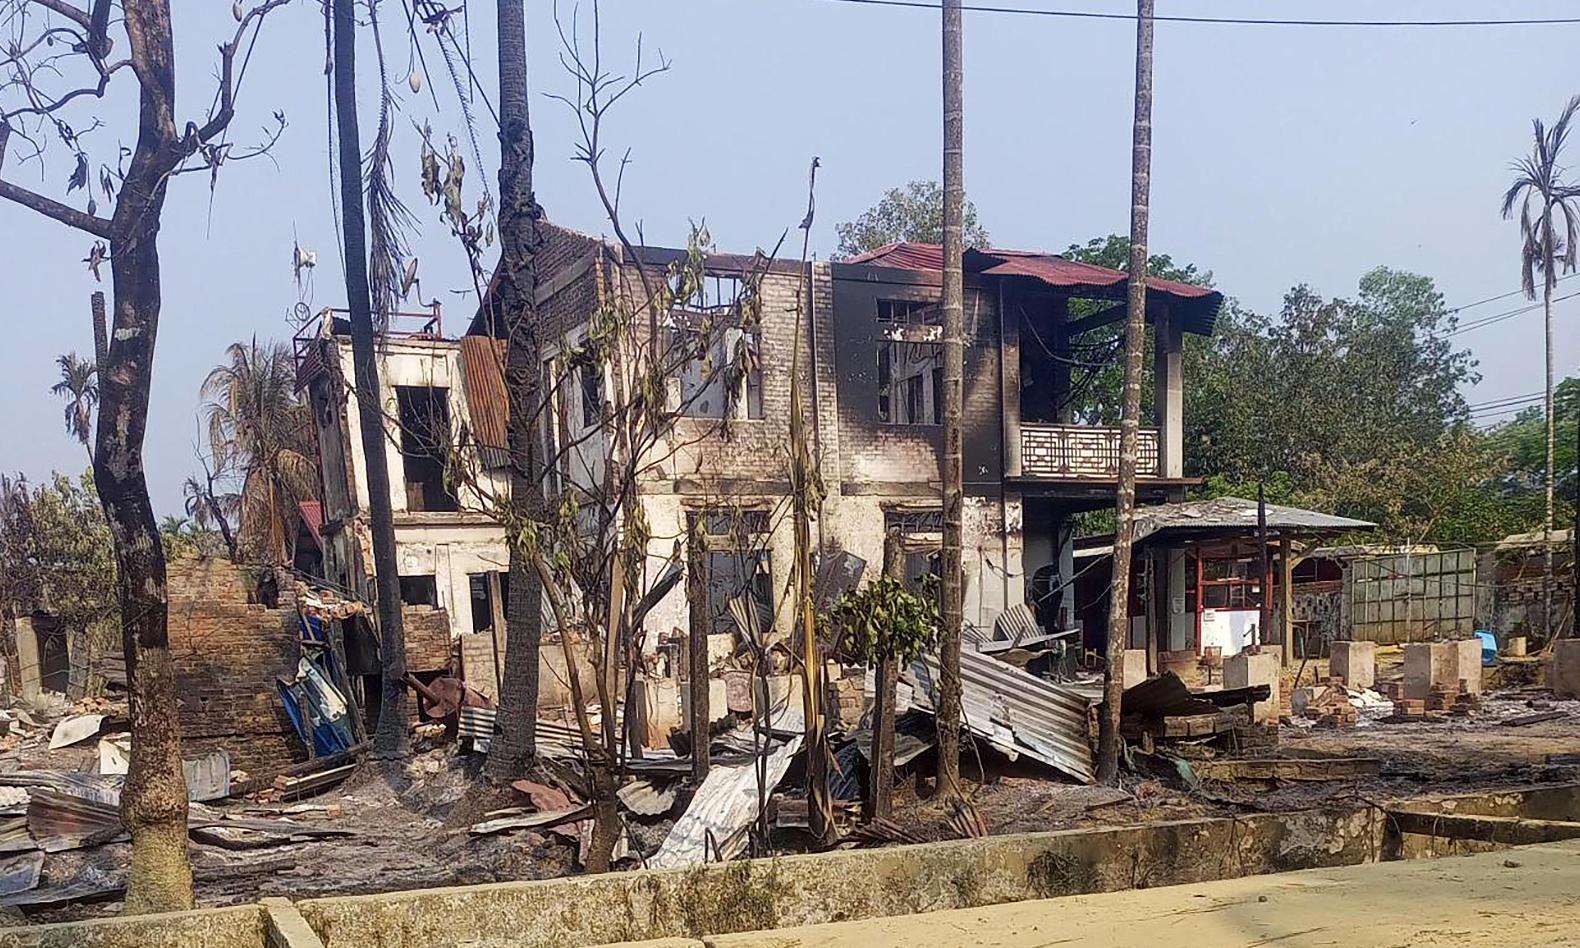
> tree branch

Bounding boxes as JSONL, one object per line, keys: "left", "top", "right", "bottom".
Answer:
{"left": 0, "top": 124, "right": 109, "bottom": 236}
{"left": 0, "top": 177, "right": 112, "bottom": 237}
{"left": 27, "top": 0, "right": 91, "bottom": 29}
{"left": 185, "top": 0, "right": 292, "bottom": 150}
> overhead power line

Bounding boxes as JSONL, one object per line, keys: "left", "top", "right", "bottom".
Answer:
{"left": 1469, "top": 399, "right": 1544, "bottom": 419}
{"left": 810, "top": 0, "right": 1580, "bottom": 28}
{"left": 1448, "top": 290, "right": 1580, "bottom": 336}
{"left": 1467, "top": 391, "right": 1543, "bottom": 411}
{"left": 1446, "top": 273, "right": 1580, "bottom": 316}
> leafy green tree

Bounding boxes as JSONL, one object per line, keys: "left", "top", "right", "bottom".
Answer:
{"left": 834, "top": 179, "right": 989, "bottom": 259}
{"left": 1483, "top": 377, "right": 1578, "bottom": 535}
{"left": 1060, "top": 234, "right": 1216, "bottom": 425}
{"left": 0, "top": 472, "right": 119, "bottom": 680}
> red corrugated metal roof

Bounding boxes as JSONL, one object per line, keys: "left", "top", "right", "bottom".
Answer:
{"left": 297, "top": 500, "right": 324, "bottom": 551}
{"left": 457, "top": 335, "right": 510, "bottom": 467}
{"left": 841, "top": 241, "right": 1223, "bottom": 331}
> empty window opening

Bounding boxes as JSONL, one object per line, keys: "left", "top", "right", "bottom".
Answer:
{"left": 884, "top": 509, "right": 943, "bottom": 591}
{"left": 577, "top": 358, "right": 604, "bottom": 429}
{"left": 675, "top": 273, "right": 745, "bottom": 313}
{"left": 690, "top": 509, "right": 773, "bottom": 640}
{"left": 396, "top": 386, "right": 459, "bottom": 512}
{"left": 677, "top": 327, "right": 763, "bottom": 420}
{"left": 399, "top": 574, "right": 439, "bottom": 607}
{"left": 878, "top": 341, "right": 943, "bottom": 425}
{"left": 876, "top": 298, "right": 941, "bottom": 325}
{"left": 468, "top": 573, "right": 494, "bottom": 634}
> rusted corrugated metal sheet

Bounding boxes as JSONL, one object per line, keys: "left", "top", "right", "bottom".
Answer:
{"left": 911, "top": 649, "right": 1094, "bottom": 784}
{"left": 841, "top": 241, "right": 1224, "bottom": 332}
{"left": 26, "top": 790, "right": 123, "bottom": 851}
{"left": 457, "top": 335, "right": 509, "bottom": 468}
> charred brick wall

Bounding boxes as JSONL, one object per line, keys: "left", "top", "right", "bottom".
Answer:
{"left": 166, "top": 556, "right": 302, "bottom": 775}
{"left": 828, "top": 265, "right": 1004, "bottom": 497}
{"left": 401, "top": 605, "right": 453, "bottom": 674}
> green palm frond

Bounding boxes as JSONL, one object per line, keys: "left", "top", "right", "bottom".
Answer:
{"left": 200, "top": 338, "right": 320, "bottom": 564}
{"left": 1504, "top": 95, "right": 1580, "bottom": 299}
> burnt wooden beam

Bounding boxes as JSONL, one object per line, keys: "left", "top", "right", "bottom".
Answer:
{"left": 1064, "top": 299, "right": 1167, "bottom": 336}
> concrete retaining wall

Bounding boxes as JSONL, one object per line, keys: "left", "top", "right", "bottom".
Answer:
{"left": 1, "top": 783, "right": 1574, "bottom": 948}
{"left": 295, "top": 807, "right": 1383, "bottom": 948}
{"left": 0, "top": 904, "right": 264, "bottom": 948}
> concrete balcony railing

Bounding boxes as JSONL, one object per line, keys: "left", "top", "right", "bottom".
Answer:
{"left": 1020, "top": 423, "right": 1160, "bottom": 479}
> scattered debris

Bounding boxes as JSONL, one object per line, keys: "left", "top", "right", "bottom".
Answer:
{"left": 910, "top": 650, "right": 1095, "bottom": 783}
{"left": 469, "top": 806, "right": 591, "bottom": 837}
{"left": 616, "top": 779, "right": 679, "bottom": 818}
{"left": 648, "top": 733, "right": 801, "bottom": 870}
{"left": 0, "top": 852, "right": 43, "bottom": 896}
{"left": 1502, "top": 710, "right": 1567, "bottom": 728}
{"left": 47, "top": 714, "right": 105, "bottom": 750}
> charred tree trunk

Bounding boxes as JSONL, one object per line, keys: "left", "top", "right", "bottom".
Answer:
{"left": 100, "top": 120, "right": 193, "bottom": 918}
{"left": 583, "top": 769, "right": 621, "bottom": 872}
{"left": 867, "top": 528, "right": 903, "bottom": 822}
{"left": 1097, "top": 0, "right": 1155, "bottom": 786}
{"left": 687, "top": 520, "right": 710, "bottom": 783}
{"left": 332, "top": 0, "right": 408, "bottom": 757}
{"left": 485, "top": 0, "right": 547, "bottom": 783}
{"left": 935, "top": 0, "right": 965, "bottom": 795}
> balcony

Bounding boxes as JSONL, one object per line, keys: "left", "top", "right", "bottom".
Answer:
{"left": 1020, "top": 423, "right": 1160, "bottom": 479}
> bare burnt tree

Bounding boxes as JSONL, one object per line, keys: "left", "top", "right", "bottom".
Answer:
{"left": 0, "top": 0, "right": 292, "bottom": 912}
{"left": 406, "top": 0, "right": 801, "bottom": 871}
{"left": 330, "top": 0, "right": 409, "bottom": 757}
{"left": 1097, "top": 0, "right": 1155, "bottom": 784}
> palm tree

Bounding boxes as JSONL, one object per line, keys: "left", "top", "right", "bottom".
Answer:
{"left": 936, "top": 0, "right": 965, "bottom": 795}
{"left": 182, "top": 471, "right": 240, "bottom": 560}
{"left": 50, "top": 352, "right": 97, "bottom": 462}
{"left": 485, "top": 0, "right": 549, "bottom": 785}
{"left": 1502, "top": 94, "right": 1580, "bottom": 646}
{"left": 201, "top": 338, "right": 319, "bottom": 565}
{"left": 331, "top": 0, "right": 410, "bottom": 757}
{"left": 1097, "top": 0, "right": 1156, "bottom": 784}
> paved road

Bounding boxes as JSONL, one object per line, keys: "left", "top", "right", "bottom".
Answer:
{"left": 611, "top": 840, "right": 1580, "bottom": 947}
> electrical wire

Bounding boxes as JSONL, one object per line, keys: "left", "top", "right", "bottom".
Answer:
{"left": 1445, "top": 273, "right": 1580, "bottom": 315}
{"left": 1448, "top": 290, "right": 1580, "bottom": 335}
{"left": 1467, "top": 391, "right": 1543, "bottom": 411}
{"left": 807, "top": 0, "right": 1580, "bottom": 28}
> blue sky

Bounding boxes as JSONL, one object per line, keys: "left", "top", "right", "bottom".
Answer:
{"left": 2, "top": 0, "right": 1576, "bottom": 514}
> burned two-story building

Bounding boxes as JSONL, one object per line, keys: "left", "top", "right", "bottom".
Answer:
{"left": 296, "top": 222, "right": 1224, "bottom": 680}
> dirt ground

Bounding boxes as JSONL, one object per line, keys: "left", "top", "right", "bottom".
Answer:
{"left": 8, "top": 668, "right": 1580, "bottom": 926}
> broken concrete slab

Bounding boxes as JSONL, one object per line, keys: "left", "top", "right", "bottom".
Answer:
{"left": 1404, "top": 642, "right": 1453, "bottom": 700}
{"left": 1120, "top": 649, "right": 1148, "bottom": 688}
{"left": 1192, "top": 757, "right": 1381, "bottom": 782}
